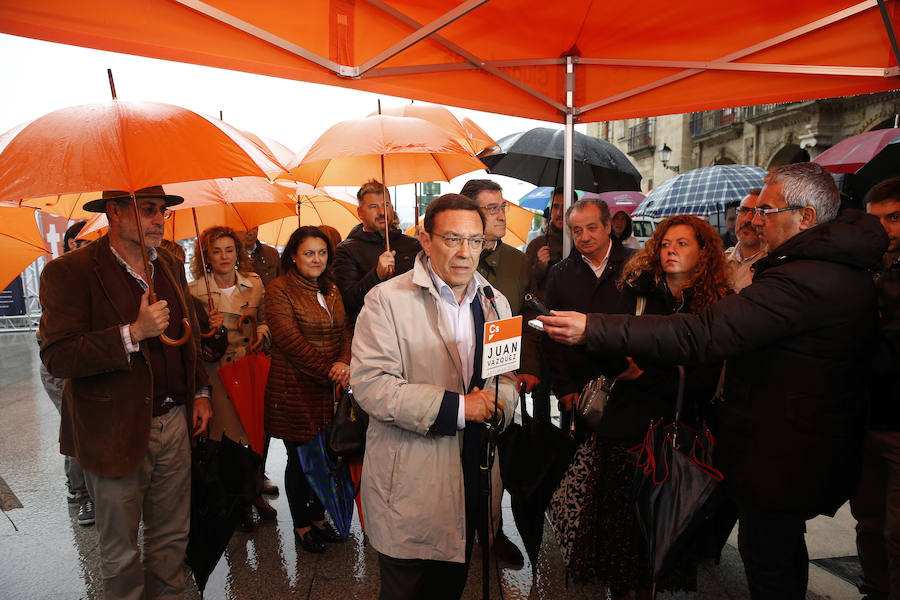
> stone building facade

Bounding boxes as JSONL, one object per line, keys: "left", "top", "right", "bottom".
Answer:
{"left": 586, "top": 91, "right": 900, "bottom": 194}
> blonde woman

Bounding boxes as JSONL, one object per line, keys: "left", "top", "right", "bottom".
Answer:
{"left": 189, "top": 225, "right": 274, "bottom": 527}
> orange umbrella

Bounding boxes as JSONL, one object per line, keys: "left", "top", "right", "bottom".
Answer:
{"left": 258, "top": 185, "right": 360, "bottom": 246}
{"left": 0, "top": 100, "right": 289, "bottom": 347}
{"left": 0, "top": 204, "right": 49, "bottom": 292}
{"left": 77, "top": 177, "right": 296, "bottom": 241}
{"left": 0, "top": 101, "right": 286, "bottom": 202}
{"left": 288, "top": 114, "right": 484, "bottom": 187}
{"left": 374, "top": 104, "right": 496, "bottom": 155}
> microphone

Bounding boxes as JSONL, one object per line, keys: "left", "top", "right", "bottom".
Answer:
{"left": 482, "top": 285, "right": 499, "bottom": 318}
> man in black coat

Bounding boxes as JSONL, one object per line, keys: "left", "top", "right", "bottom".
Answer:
{"left": 539, "top": 162, "right": 888, "bottom": 600}
{"left": 543, "top": 198, "right": 635, "bottom": 427}
{"left": 852, "top": 176, "right": 900, "bottom": 600}
{"left": 333, "top": 180, "right": 421, "bottom": 323}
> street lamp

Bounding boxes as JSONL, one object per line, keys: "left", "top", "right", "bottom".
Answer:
{"left": 658, "top": 143, "right": 680, "bottom": 173}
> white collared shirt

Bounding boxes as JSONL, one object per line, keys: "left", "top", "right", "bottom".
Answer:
{"left": 580, "top": 240, "right": 613, "bottom": 278}
{"left": 427, "top": 259, "right": 480, "bottom": 430}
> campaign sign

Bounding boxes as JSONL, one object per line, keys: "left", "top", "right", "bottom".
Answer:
{"left": 481, "top": 316, "right": 522, "bottom": 379}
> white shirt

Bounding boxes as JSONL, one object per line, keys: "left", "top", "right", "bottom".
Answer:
{"left": 427, "top": 259, "right": 480, "bottom": 430}
{"left": 580, "top": 240, "right": 613, "bottom": 278}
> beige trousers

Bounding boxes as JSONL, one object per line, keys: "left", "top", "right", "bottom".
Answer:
{"left": 84, "top": 405, "right": 191, "bottom": 600}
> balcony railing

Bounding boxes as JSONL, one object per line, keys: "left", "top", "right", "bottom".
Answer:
{"left": 627, "top": 120, "right": 652, "bottom": 153}
{"left": 690, "top": 103, "right": 794, "bottom": 136}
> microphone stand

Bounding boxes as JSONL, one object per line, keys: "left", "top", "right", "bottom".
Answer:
{"left": 481, "top": 377, "right": 500, "bottom": 600}
{"left": 480, "top": 288, "right": 501, "bottom": 600}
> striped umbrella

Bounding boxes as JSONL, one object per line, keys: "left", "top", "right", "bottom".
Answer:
{"left": 637, "top": 165, "right": 766, "bottom": 218}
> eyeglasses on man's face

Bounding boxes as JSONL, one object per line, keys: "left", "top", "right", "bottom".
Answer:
{"left": 479, "top": 203, "right": 508, "bottom": 215}
{"left": 739, "top": 205, "right": 802, "bottom": 219}
{"left": 430, "top": 232, "right": 486, "bottom": 250}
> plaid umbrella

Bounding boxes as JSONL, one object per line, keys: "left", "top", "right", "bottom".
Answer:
{"left": 637, "top": 165, "right": 766, "bottom": 218}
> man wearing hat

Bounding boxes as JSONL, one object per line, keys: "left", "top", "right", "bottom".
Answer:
{"left": 39, "top": 186, "right": 212, "bottom": 599}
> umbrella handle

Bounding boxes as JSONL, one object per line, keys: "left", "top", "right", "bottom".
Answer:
{"left": 148, "top": 291, "right": 193, "bottom": 347}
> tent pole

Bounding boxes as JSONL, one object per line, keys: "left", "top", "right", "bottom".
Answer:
{"left": 562, "top": 55, "right": 575, "bottom": 256}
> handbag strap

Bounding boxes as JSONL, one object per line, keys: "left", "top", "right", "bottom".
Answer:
{"left": 518, "top": 381, "right": 529, "bottom": 423}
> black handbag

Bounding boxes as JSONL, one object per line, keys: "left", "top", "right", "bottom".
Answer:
{"left": 327, "top": 385, "right": 369, "bottom": 459}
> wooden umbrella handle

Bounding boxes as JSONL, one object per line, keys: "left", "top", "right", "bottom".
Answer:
{"left": 150, "top": 291, "right": 193, "bottom": 347}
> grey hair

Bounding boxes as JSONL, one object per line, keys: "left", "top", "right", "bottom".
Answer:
{"left": 565, "top": 198, "right": 611, "bottom": 227}
{"left": 763, "top": 162, "right": 839, "bottom": 224}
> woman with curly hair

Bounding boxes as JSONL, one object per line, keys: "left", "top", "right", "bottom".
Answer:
{"left": 586, "top": 215, "right": 732, "bottom": 599}
{"left": 188, "top": 225, "right": 275, "bottom": 527}
{"left": 264, "top": 226, "right": 352, "bottom": 554}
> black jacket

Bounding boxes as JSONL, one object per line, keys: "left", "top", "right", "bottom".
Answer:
{"left": 584, "top": 210, "right": 887, "bottom": 518}
{"left": 870, "top": 255, "right": 900, "bottom": 431}
{"left": 544, "top": 241, "right": 636, "bottom": 400}
{"left": 332, "top": 224, "right": 421, "bottom": 323}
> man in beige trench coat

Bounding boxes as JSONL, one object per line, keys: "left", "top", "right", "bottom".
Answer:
{"left": 351, "top": 194, "right": 518, "bottom": 600}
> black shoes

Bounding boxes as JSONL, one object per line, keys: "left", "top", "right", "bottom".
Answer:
{"left": 261, "top": 476, "right": 279, "bottom": 496}
{"left": 77, "top": 496, "right": 95, "bottom": 526}
{"left": 311, "top": 521, "right": 344, "bottom": 543}
{"left": 295, "top": 529, "right": 325, "bottom": 554}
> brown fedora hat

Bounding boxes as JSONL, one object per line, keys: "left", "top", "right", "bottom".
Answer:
{"left": 82, "top": 185, "right": 185, "bottom": 213}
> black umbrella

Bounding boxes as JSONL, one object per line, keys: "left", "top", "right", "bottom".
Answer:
{"left": 498, "top": 384, "right": 577, "bottom": 572}
{"left": 479, "top": 127, "right": 641, "bottom": 193}
{"left": 187, "top": 435, "right": 261, "bottom": 594}
{"left": 631, "top": 367, "right": 724, "bottom": 587}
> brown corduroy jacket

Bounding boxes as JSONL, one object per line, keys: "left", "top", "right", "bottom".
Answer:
{"left": 264, "top": 269, "right": 352, "bottom": 443}
{"left": 39, "top": 236, "right": 207, "bottom": 478}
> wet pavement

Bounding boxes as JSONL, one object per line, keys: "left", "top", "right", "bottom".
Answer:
{"left": 0, "top": 331, "right": 861, "bottom": 599}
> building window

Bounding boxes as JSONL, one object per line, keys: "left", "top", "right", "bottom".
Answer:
{"left": 627, "top": 119, "right": 652, "bottom": 153}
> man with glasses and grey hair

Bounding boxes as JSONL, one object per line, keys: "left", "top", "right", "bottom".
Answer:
{"left": 351, "top": 193, "right": 517, "bottom": 599}
{"left": 539, "top": 162, "right": 888, "bottom": 599}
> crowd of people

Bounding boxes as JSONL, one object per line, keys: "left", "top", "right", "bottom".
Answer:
{"left": 36, "top": 162, "right": 898, "bottom": 600}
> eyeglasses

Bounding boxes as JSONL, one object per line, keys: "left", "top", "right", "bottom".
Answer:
{"left": 480, "top": 203, "right": 509, "bottom": 215}
{"left": 430, "top": 232, "right": 486, "bottom": 250}
{"left": 738, "top": 206, "right": 802, "bottom": 218}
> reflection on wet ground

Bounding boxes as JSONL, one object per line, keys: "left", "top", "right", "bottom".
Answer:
{"left": 0, "top": 333, "right": 856, "bottom": 599}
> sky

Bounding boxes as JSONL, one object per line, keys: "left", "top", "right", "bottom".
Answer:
{"left": 0, "top": 33, "right": 587, "bottom": 223}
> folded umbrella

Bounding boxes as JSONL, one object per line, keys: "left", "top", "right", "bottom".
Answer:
{"left": 296, "top": 430, "right": 355, "bottom": 540}
{"left": 631, "top": 366, "right": 724, "bottom": 585}
{"left": 187, "top": 435, "right": 261, "bottom": 594}
{"left": 499, "top": 385, "right": 577, "bottom": 571}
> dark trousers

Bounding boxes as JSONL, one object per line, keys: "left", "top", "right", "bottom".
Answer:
{"left": 283, "top": 440, "right": 325, "bottom": 529}
{"left": 737, "top": 510, "right": 808, "bottom": 600}
{"left": 851, "top": 430, "right": 900, "bottom": 600}
{"left": 378, "top": 553, "right": 469, "bottom": 600}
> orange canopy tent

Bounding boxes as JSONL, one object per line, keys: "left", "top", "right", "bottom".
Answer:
{"left": 2, "top": 0, "right": 897, "bottom": 246}
{"left": 1, "top": 0, "right": 896, "bottom": 124}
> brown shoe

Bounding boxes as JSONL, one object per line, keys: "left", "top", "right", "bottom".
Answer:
{"left": 261, "top": 476, "right": 279, "bottom": 496}
{"left": 253, "top": 495, "right": 277, "bottom": 521}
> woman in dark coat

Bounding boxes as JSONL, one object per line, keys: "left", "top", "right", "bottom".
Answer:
{"left": 264, "top": 226, "right": 352, "bottom": 553}
{"left": 579, "top": 215, "right": 730, "bottom": 599}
